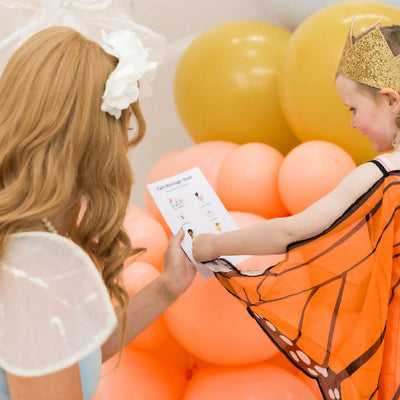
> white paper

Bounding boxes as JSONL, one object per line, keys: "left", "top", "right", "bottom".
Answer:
{"left": 147, "top": 168, "right": 249, "bottom": 279}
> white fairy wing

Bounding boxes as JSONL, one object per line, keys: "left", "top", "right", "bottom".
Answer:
{"left": 0, "top": 232, "right": 117, "bottom": 377}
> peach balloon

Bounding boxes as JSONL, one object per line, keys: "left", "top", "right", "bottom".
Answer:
{"left": 123, "top": 210, "right": 168, "bottom": 271}
{"left": 125, "top": 202, "right": 153, "bottom": 220}
{"left": 146, "top": 148, "right": 183, "bottom": 185}
{"left": 278, "top": 140, "right": 356, "bottom": 214}
{"left": 230, "top": 211, "right": 284, "bottom": 271}
{"left": 166, "top": 141, "right": 238, "bottom": 190}
{"left": 183, "top": 364, "right": 319, "bottom": 400}
{"left": 151, "top": 332, "right": 193, "bottom": 375}
{"left": 164, "top": 272, "right": 279, "bottom": 366}
{"left": 149, "top": 332, "right": 216, "bottom": 384}
{"left": 123, "top": 262, "right": 169, "bottom": 351}
{"left": 123, "top": 261, "right": 160, "bottom": 293}
{"left": 145, "top": 148, "right": 183, "bottom": 235}
{"left": 217, "top": 143, "right": 289, "bottom": 218}
{"left": 93, "top": 347, "right": 186, "bottom": 400}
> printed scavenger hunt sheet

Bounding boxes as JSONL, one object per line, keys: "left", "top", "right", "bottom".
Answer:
{"left": 147, "top": 168, "right": 249, "bottom": 279}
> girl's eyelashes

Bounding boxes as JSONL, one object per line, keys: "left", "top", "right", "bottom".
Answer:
{"left": 348, "top": 107, "right": 355, "bottom": 113}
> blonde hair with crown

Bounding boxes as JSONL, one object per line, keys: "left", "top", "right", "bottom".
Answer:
{"left": 338, "top": 21, "right": 400, "bottom": 150}
{"left": 0, "top": 26, "right": 146, "bottom": 349}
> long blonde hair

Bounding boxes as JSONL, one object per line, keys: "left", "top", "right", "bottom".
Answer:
{"left": 0, "top": 26, "right": 145, "bottom": 343}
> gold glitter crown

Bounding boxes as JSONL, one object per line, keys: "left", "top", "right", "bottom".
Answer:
{"left": 337, "top": 19, "right": 400, "bottom": 92}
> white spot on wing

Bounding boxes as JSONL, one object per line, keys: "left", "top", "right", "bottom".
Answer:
{"left": 315, "top": 365, "right": 328, "bottom": 377}
{"left": 279, "top": 335, "right": 293, "bottom": 346}
{"left": 296, "top": 350, "right": 311, "bottom": 365}
{"left": 307, "top": 368, "right": 318, "bottom": 376}
{"left": 290, "top": 351, "right": 299, "bottom": 362}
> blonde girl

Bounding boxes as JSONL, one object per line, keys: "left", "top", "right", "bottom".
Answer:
{"left": 193, "top": 22, "right": 400, "bottom": 400}
{"left": 0, "top": 26, "right": 195, "bottom": 400}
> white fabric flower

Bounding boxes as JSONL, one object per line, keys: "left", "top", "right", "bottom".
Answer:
{"left": 100, "top": 29, "right": 158, "bottom": 119}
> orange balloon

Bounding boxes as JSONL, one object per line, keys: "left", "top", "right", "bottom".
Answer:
{"left": 183, "top": 364, "right": 319, "bottom": 400}
{"left": 164, "top": 272, "right": 279, "bottom": 366}
{"left": 217, "top": 143, "right": 289, "bottom": 218}
{"left": 278, "top": 140, "right": 356, "bottom": 214}
{"left": 93, "top": 347, "right": 186, "bottom": 400}
{"left": 150, "top": 332, "right": 193, "bottom": 374}
{"left": 122, "top": 262, "right": 169, "bottom": 351}
{"left": 123, "top": 210, "right": 168, "bottom": 271}
{"left": 268, "top": 351, "right": 323, "bottom": 399}
{"left": 145, "top": 148, "right": 183, "bottom": 235}
{"left": 296, "top": 372, "right": 324, "bottom": 400}
{"left": 166, "top": 141, "right": 238, "bottom": 190}
{"left": 230, "top": 211, "right": 284, "bottom": 271}
{"left": 149, "top": 332, "right": 216, "bottom": 384}
{"left": 268, "top": 351, "right": 302, "bottom": 377}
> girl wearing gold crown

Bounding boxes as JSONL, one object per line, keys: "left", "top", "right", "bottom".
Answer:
{"left": 193, "top": 21, "right": 400, "bottom": 400}
{"left": 0, "top": 2, "right": 196, "bottom": 400}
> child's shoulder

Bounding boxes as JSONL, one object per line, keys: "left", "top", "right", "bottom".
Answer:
{"left": 330, "top": 160, "right": 387, "bottom": 203}
{"left": 374, "top": 151, "right": 400, "bottom": 172}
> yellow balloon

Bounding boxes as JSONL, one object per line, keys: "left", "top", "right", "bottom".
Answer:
{"left": 279, "top": 0, "right": 400, "bottom": 164}
{"left": 174, "top": 20, "right": 300, "bottom": 154}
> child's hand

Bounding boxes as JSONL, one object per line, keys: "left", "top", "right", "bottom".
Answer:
{"left": 192, "top": 233, "right": 219, "bottom": 263}
{"left": 160, "top": 229, "right": 196, "bottom": 300}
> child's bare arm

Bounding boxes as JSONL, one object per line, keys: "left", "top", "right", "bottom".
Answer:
{"left": 192, "top": 161, "right": 382, "bottom": 262}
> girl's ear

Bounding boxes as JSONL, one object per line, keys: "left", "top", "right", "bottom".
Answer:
{"left": 380, "top": 88, "right": 400, "bottom": 111}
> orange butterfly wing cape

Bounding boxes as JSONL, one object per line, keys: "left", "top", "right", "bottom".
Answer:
{"left": 211, "top": 170, "right": 400, "bottom": 400}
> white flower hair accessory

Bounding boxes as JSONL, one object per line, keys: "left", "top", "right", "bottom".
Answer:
{"left": 100, "top": 29, "right": 157, "bottom": 119}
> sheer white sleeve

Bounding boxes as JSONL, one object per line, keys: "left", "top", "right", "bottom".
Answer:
{"left": 0, "top": 232, "right": 117, "bottom": 377}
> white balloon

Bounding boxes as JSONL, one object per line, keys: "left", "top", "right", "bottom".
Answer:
{"left": 262, "top": 0, "right": 400, "bottom": 31}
